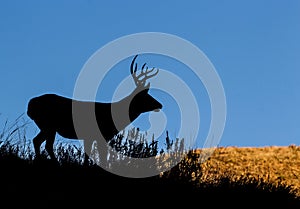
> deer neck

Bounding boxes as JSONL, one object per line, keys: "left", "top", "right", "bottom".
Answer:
{"left": 111, "top": 93, "right": 141, "bottom": 131}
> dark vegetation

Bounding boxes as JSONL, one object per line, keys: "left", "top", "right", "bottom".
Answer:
{"left": 1, "top": 115, "right": 300, "bottom": 208}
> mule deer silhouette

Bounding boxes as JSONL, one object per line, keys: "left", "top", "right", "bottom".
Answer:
{"left": 27, "top": 55, "right": 162, "bottom": 165}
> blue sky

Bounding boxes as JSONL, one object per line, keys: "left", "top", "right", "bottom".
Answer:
{"left": 0, "top": 1, "right": 299, "bottom": 150}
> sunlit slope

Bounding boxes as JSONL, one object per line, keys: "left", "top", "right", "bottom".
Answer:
{"left": 196, "top": 145, "right": 300, "bottom": 196}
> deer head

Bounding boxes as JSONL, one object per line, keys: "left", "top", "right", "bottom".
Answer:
{"left": 128, "top": 55, "right": 162, "bottom": 120}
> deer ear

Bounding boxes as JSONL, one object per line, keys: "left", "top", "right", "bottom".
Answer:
{"left": 145, "top": 82, "right": 150, "bottom": 89}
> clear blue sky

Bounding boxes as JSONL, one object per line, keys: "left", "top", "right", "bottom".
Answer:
{"left": 0, "top": 0, "right": 299, "bottom": 149}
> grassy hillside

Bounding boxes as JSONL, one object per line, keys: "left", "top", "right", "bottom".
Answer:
{"left": 1, "top": 143, "right": 300, "bottom": 208}
{"left": 1, "top": 117, "right": 300, "bottom": 208}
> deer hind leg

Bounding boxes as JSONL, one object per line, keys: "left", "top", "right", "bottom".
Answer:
{"left": 44, "top": 130, "right": 56, "bottom": 161}
{"left": 33, "top": 131, "right": 47, "bottom": 159}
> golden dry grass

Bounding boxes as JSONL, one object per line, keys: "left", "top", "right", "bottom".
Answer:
{"left": 194, "top": 145, "right": 300, "bottom": 196}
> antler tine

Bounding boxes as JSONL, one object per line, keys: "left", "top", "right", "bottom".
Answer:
{"left": 141, "top": 63, "right": 147, "bottom": 74}
{"left": 135, "top": 67, "right": 159, "bottom": 81}
{"left": 130, "top": 55, "right": 140, "bottom": 86}
{"left": 130, "top": 54, "right": 159, "bottom": 87}
{"left": 133, "top": 67, "right": 158, "bottom": 88}
{"left": 144, "top": 67, "right": 159, "bottom": 80}
{"left": 145, "top": 67, "right": 156, "bottom": 74}
{"left": 130, "top": 55, "right": 138, "bottom": 75}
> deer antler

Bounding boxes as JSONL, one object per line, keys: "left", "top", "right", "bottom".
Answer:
{"left": 130, "top": 55, "right": 159, "bottom": 88}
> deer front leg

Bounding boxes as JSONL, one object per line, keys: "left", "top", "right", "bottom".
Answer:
{"left": 83, "top": 139, "right": 93, "bottom": 166}
{"left": 97, "top": 137, "right": 109, "bottom": 169}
